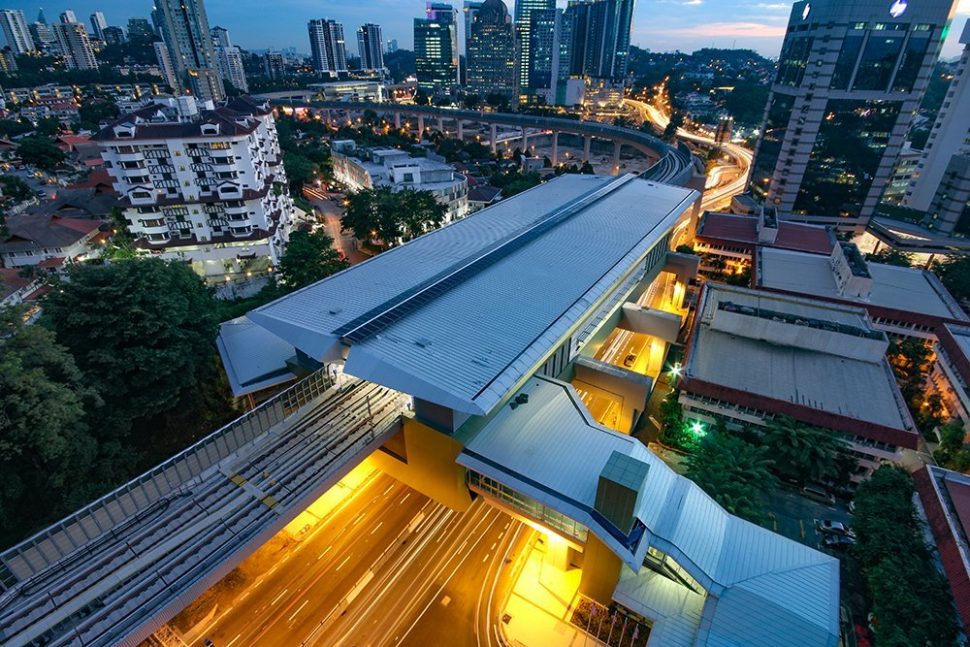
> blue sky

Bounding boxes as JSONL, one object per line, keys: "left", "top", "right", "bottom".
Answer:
{"left": 13, "top": 0, "right": 970, "bottom": 58}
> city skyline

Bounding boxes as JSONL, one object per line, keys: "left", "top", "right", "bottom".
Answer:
{"left": 9, "top": 0, "right": 970, "bottom": 58}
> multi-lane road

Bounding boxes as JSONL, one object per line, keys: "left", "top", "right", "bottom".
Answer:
{"left": 180, "top": 471, "right": 528, "bottom": 647}
{"left": 624, "top": 97, "right": 753, "bottom": 211}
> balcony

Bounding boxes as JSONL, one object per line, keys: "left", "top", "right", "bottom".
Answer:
{"left": 144, "top": 232, "right": 170, "bottom": 245}
{"left": 116, "top": 150, "right": 145, "bottom": 163}
{"left": 191, "top": 162, "right": 214, "bottom": 173}
{"left": 229, "top": 225, "right": 253, "bottom": 237}
{"left": 151, "top": 164, "right": 176, "bottom": 175}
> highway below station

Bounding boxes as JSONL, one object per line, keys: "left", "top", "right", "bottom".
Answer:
{"left": 184, "top": 470, "right": 527, "bottom": 647}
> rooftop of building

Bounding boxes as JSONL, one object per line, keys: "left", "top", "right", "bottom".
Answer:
{"left": 458, "top": 376, "right": 840, "bottom": 647}
{"left": 755, "top": 246, "right": 968, "bottom": 322}
{"left": 683, "top": 283, "right": 917, "bottom": 445}
{"left": 216, "top": 316, "right": 297, "bottom": 397}
{"left": 0, "top": 267, "right": 37, "bottom": 301}
{"left": 696, "top": 211, "right": 836, "bottom": 255}
{"left": 93, "top": 95, "right": 272, "bottom": 143}
{"left": 0, "top": 213, "right": 103, "bottom": 255}
{"left": 246, "top": 174, "right": 698, "bottom": 415}
{"left": 913, "top": 465, "right": 970, "bottom": 633}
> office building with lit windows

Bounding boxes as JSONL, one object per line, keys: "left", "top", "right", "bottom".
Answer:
{"left": 748, "top": 0, "right": 958, "bottom": 232}
{"left": 466, "top": 0, "right": 514, "bottom": 99}
{"left": 308, "top": 18, "right": 349, "bottom": 77}
{"left": 357, "top": 23, "right": 385, "bottom": 72}
{"left": 414, "top": 3, "right": 459, "bottom": 95}
{"left": 155, "top": 0, "right": 226, "bottom": 102}
{"left": 514, "top": 0, "right": 554, "bottom": 101}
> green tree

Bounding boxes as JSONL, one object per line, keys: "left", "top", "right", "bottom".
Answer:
{"left": 867, "top": 247, "right": 912, "bottom": 267}
{"left": 342, "top": 186, "right": 446, "bottom": 247}
{"left": 761, "top": 416, "right": 849, "bottom": 485}
{"left": 686, "top": 431, "right": 778, "bottom": 523}
{"left": 663, "top": 112, "right": 685, "bottom": 141}
{"left": 0, "top": 176, "right": 33, "bottom": 200}
{"left": 934, "top": 254, "right": 970, "bottom": 302}
{"left": 0, "top": 307, "right": 100, "bottom": 545}
{"left": 933, "top": 420, "right": 970, "bottom": 470}
{"left": 283, "top": 151, "right": 316, "bottom": 191}
{"left": 17, "top": 135, "right": 65, "bottom": 171}
{"left": 485, "top": 92, "right": 510, "bottom": 111}
{"left": 77, "top": 99, "right": 120, "bottom": 131}
{"left": 43, "top": 259, "right": 219, "bottom": 437}
{"left": 278, "top": 228, "right": 349, "bottom": 291}
{"left": 852, "top": 466, "right": 959, "bottom": 646}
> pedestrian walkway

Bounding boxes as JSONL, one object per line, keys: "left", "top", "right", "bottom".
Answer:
{"left": 502, "top": 535, "right": 605, "bottom": 647}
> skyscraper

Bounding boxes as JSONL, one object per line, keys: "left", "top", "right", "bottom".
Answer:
{"left": 386, "top": 38, "right": 398, "bottom": 54}
{"left": 101, "top": 25, "right": 124, "bottom": 46}
{"left": 59, "top": 10, "right": 78, "bottom": 24}
{"left": 29, "top": 21, "right": 55, "bottom": 50}
{"left": 747, "top": 0, "right": 958, "bottom": 232}
{"left": 154, "top": 41, "right": 179, "bottom": 90}
{"left": 466, "top": 0, "right": 514, "bottom": 99}
{"left": 89, "top": 12, "right": 107, "bottom": 41}
{"left": 567, "top": 0, "right": 635, "bottom": 83}
{"left": 53, "top": 22, "right": 98, "bottom": 70}
{"left": 307, "top": 19, "right": 348, "bottom": 77}
{"left": 155, "top": 0, "right": 225, "bottom": 102}
{"left": 127, "top": 17, "right": 155, "bottom": 42}
{"left": 357, "top": 23, "right": 384, "bottom": 71}
{"left": 0, "top": 10, "right": 35, "bottom": 55}
{"left": 211, "top": 26, "right": 249, "bottom": 92}
{"left": 264, "top": 50, "right": 285, "bottom": 80}
{"left": 903, "top": 20, "right": 970, "bottom": 235}
{"left": 414, "top": 3, "right": 459, "bottom": 95}
{"left": 514, "top": 0, "right": 554, "bottom": 101}
{"left": 463, "top": 1, "right": 483, "bottom": 52}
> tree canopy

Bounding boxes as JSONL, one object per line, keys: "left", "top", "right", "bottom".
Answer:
{"left": 867, "top": 247, "right": 912, "bottom": 267}
{"left": 278, "top": 228, "right": 349, "bottom": 291}
{"left": 0, "top": 307, "right": 100, "bottom": 545}
{"left": 43, "top": 259, "right": 219, "bottom": 436}
{"left": 341, "top": 186, "right": 446, "bottom": 247}
{"left": 685, "top": 430, "right": 778, "bottom": 523}
{"left": 934, "top": 255, "right": 970, "bottom": 302}
{"left": 17, "top": 135, "right": 65, "bottom": 171}
{"left": 852, "top": 466, "right": 958, "bottom": 646}
{"left": 760, "top": 415, "right": 849, "bottom": 486}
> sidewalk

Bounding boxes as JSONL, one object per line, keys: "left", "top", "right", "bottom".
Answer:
{"left": 502, "top": 537, "right": 605, "bottom": 647}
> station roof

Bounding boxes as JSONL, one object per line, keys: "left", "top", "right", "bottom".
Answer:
{"left": 216, "top": 316, "right": 296, "bottom": 397}
{"left": 458, "top": 376, "right": 839, "bottom": 647}
{"left": 683, "top": 284, "right": 916, "bottom": 444}
{"left": 756, "top": 247, "right": 968, "bottom": 322}
{"left": 248, "top": 174, "right": 697, "bottom": 416}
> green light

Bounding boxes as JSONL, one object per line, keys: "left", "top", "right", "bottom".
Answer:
{"left": 689, "top": 421, "right": 707, "bottom": 438}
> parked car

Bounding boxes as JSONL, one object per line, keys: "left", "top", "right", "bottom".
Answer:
{"left": 801, "top": 484, "right": 836, "bottom": 505}
{"left": 822, "top": 534, "right": 855, "bottom": 550}
{"left": 815, "top": 519, "right": 854, "bottom": 537}
{"left": 623, "top": 353, "right": 636, "bottom": 368}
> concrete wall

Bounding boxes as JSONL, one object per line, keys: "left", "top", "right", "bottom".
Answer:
{"left": 579, "top": 534, "right": 623, "bottom": 606}
{"left": 573, "top": 356, "right": 653, "bottom": 434}
{"left": 619, "top": 303, "right": 682, "bottom": 344}
{"left": 372, "top": 415, "right": 473, "bottom": 512}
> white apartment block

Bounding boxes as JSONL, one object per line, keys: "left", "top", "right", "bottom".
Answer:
{"left": 332, "top": 144, "right": 468, "bottom": 223}
{"left": 95, "top": 95, "right": 294, "bottom": 281}
{"left": 53, "top": 22, "right": 98, "bottom": 70}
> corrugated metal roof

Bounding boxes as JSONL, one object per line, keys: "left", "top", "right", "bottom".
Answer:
{"left": 458, "top": 376, "right": 839, "bottom": 646}
{"left": 215, "top": 316, "right": 296, "bottom": 397}
{"left": 250, "top": 174, "right": 697, "bottom": 415}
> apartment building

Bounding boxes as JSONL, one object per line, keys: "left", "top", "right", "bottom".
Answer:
{"left": 95, "top": 95, "right": 293, "bottom": 281}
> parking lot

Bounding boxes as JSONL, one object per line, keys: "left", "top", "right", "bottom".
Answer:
{"left": 768, "top": 486, "right": 853, "bottom": 550}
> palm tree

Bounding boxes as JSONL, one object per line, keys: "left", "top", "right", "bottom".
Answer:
{"left": 761, "top": 416, "right": 848, "bottom": 485}
{"left": 686, "top": 432, "right": 778, "bottom": 523}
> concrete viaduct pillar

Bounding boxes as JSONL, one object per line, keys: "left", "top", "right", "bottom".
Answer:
{"left": 457, "top": 120, "right": 464, "bottom": 140}
{"left": 583, "top": 135, "right": 592, "bottom": 163}
{"left": 437, "top": 116, "right": 444, "bottom": 132}
{"left": 521, "top": 127, "right": 529, "bottom": 154}
{"left": 612, "top": 141, "right": 622, "bottom": 176}
{"left": 490, "top": 124, "right": 497, "bottom": 154}
{"left": 417, "top": 114, "right": 425, "bottom": 140}
{"left": 394, "top": 112, "right": 401, "bottom": 129}
{"left": 551, "top": 131, "right": 559, "bottom": 166}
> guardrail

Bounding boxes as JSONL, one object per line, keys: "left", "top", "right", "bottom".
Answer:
{"left": 0, "top": 368, "right": 336, "bottom": 588}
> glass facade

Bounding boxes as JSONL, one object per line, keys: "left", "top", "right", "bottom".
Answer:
{"left": 831, "top": 35, "right": 864, "bottom": 90}
{"left": 853, "top": 35, "right": 904, "bottom": 91}
{"left": 644, "top": 547, "right": 705, "bottom": 595}
{"left": 793, "top": 99, "right": 901, "bottom": 217}
{"left": 893, "top": 34, "right": 931, "bottom": 92}
{"left": 776, "top": 36, "right": 813, "bottom": 87}
{"left": 467, "top": 471, "right": 589, "bottom": 544}
{"left": 750, "top": 94, "right": 795, "bottom": 202}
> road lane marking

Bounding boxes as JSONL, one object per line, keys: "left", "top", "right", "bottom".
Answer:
{"left": 288, "top": 599, "right": 310, "bottom": 622}
{"left": 370, "top": 521, "right": 384, "bottom": 535}
{"left": 335, "top": 554, "right": 352, "bottom": 571}
{"left": 317, "top": 545, "right": 333, "bottom": 560}
{"left": 483, "top": 554, "right": 490, "bottom": 563}
{"left": 383, "top": 484, "right": 395, "bottom": 496}
{"left": 400, "top": 492, "right": 411, "bottom": 504}
{"left": 352, "top": 511, "right": 366, "bottom": 526}
{"left": 270, "top": 588, "right": 288, "bottom": 605}
{"left": 226, "top": 633, "right": 242, "bottom": 647}
{"left": 490, "top": 542, "right": 496, "bottom": 550}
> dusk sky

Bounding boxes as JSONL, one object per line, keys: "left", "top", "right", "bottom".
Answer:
{"left": 11, "top": 0, "right": 970, "bottom": 58}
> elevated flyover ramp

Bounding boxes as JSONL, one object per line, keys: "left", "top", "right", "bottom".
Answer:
{"left": 0, "top": 373, "right": 406, "bottom": 647}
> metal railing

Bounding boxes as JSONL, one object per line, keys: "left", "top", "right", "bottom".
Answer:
{"left": 0, "top": 368, "right": 336, "bottom": 588}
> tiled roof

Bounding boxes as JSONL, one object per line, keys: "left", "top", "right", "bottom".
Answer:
{"left": 696, "top": 211, "right": 835, "bottom": 255}
{"left": 0, "top": 214, "right": 102, "bottom": 254}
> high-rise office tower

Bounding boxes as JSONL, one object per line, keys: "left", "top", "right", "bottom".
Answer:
{"left": 903, "top": 20, "right": 970, "bottom": 235}
{"left": 307, "top": 19, "right": 348, "bottom": 77}
{"left": 357, "top": 23, "right": 384, "bottom": 71}
{"left": 566, "top": 0, "right": 635, "bottom": 83}
{"left": 127, "top": 17, "right": 155, "bottom": 42}
{"left": 466, "top": 0, "right": 514, "bottom": 99}
{"left": 155, "top": 0, "right": 225, "bottom": 102}
{"left": 264, "top": 50, "right": 285, "bottom": 79}
{"left": 747, "top": 0, "right": 958, "bottom": 232}
{"left": 37, "top": 8, "right": 47, "bottom": 24}
{"left": 101, "top": 25, "right": 124, "bottom": 46}
{"left": 154, "top": 41, "right": 179, "bottom": 90}
{"left": 514, "top": 0, "right": 554, "bottom": 101}
{"left": 386, "top": 38, "right": 398, "bottom": 54}
{"left": 53, "top": 22, "right": 98, "bottom": 70}
{"left": 89, "top": 12, "right": 107, "bottom": 40}
{"left": 0, "top": 10, "right": 35, "bottom": 55}
{"left": 414, "top": 3, "right": 459, "bottom": 95}
{"left": 463, "top": 1, "right": 483, "bottom": 51}
{"left": 59, "top": 10, "right": 78, "bottom": 24}
{"left": 211, "top": 26, "right": 249, "bottom": 92}
{"left": 29, "top": 21, "right": 55, "bottom": 50}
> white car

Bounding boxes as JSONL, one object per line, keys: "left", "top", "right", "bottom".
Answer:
{"left": 815, "top": 519, "right": 854, "bottom": 537}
